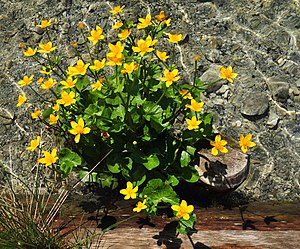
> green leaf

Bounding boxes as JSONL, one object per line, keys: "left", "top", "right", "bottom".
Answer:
{"left": 166, "top": 175, "right": 179, "bottom": 186}
{"left": 111, "top": 105, "right": 125, "bottom": 121}
{"left": 181, "top": 167, "right": 200, "bottom": 183}
{"left": 177, "top": 213, "right": 196, "bottom": 234}
{"left": 42, "top": 107, "right": 53, "bottom": 120}
{"left": 143, "top": 101, "right": 163, "bottom": 121}
{"left": 186, "top": 146, "right": 196, "bottom": 156}
{"left": 107, "top": 163, "right": 121, "bottom": 173}
{"left": 85, "top": 104, "right": 104, "bottom": 117}
{"left": 142, "top": 179, "right": 179, "bottom": 207}
{"left": 105, "top": 95, "right": 123, "bottom": 105}
{"left": 59, "top": 148, "right": 82, "bottom": 176}
{"left": 77, "top": 77, "right": 90, "bottom": 91}
{"left": 130, "top": 150, "right": 146, "bottom": 164}
{"left": 180, "top": 151, "right": 190, "bottom": 167}
{"left": 203, "top": 112, "right": 213, "bottom": 125}
{"left": 98, "top": 173, "right": 118, "bottom": 189}
{"left": 79, "top": 170, "right": 98, "bottom": 183}
{"left": 143, "top": 154, "right": 160, "bottom": 170}
{"left": 150, "top": 117, "right": 169, "bottom": 134}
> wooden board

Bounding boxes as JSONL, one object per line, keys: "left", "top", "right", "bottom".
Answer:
{"left": 56, "top": 200, "right": 300, "bottom": 248}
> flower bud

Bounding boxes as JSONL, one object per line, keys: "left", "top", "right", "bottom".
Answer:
{"left": 20, "top": 42, "right": 25, "bottom": 49}
{"left": 78, "top": 22, "right": 84, "bottom": 30}
{"left": 71, "top": 42, "right": 78, "bottom": 48}
{"left": 194, "top": 54, "right": 200, "bottom": 62}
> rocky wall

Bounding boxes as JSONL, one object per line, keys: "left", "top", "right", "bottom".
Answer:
{"left": 0, "top": 0, "right": 299, "bottom": 201}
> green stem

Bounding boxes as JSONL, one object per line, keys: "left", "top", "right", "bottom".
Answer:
{"left": 27, "top": 85, "right": 48, "bottom": 102}
{"left": 155, "top": 87, "right": 167, "bottom": 105}
{"left": 193, "top": 60, "right": 197, "bottom": 86}
{"left": 80, "top": 29, "right": 93, "bottom": 61}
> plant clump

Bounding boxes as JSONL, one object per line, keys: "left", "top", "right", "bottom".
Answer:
{"left": 17, "top": 5, "right": 255, "bottom": 234}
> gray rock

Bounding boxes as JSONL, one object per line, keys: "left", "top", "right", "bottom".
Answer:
{"left": 200, "top": 64, "right": 223, "bottom": 94}
{"left": 267, "top": 77, "right": 290, "bottom": 103}
{"left": 267, "top": 110, "right": 280, "bottom": 129}
{"left": 0, "top": 108, "right": 14, "bottom": 125}
{"left": 296, "top": 78, "right": 300, "bottom": 88}
{"left": 216, "top": 84, "right": 229, "bottom": 95}
{"left": 241, "top": 93, "right": 269, "bottom": 117}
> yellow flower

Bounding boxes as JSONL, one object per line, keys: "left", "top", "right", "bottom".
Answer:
{"left": 52, "top": 103, "right": 60, "bottom": 112}
{"left": 106, "top": 41, "right": 124, "bottom": 66}
{"left": 107, "top": 41, "right": 124, "bottom": 56}
{"left": 90, "top": 59, "right": 106, "bottom": 71}
{"left": 38, "top": 42, "right": 56, "bottom": 53}
{"left": 210, "top": 135, "right": 228, "bottom": 156}
{"left": 41, "top": 78, "right": 56, "bottom": 89}
{"left": 219, "top": 66, "right": 238, "bottom": 83}
{"left": 239, "top": 134, "right": 256, "bottom": 153}
{"left": 110, "top": 5, "right": 125, "bottom": 15}
{"left": 17, "top": 94, "right": 27, "bottom": 107}
{"left": 155, "top": 11, "right": 167, "bottom": 22}
{"left": 160, "top": 69, "right": 180, "bottom": 87}
{"left": 137, "top": 14, "right": 152, "bottom": 29}
{"left": 179, "top": 89, "right": 193, "bottom": 99}
{"left": 40, "top": 66, "right": 52, "bottom": 75}
{"left": 186, "top": 116, "right": 202, "bottom": 130}
{"left": 38, "top": 149, "right": 58, "bottom": 167}
{"left": 155, "top": 11, "right": 171, "bottom": 26}
{"left": 118, "top": 28, "right": 131, "bottom": 40}
{"left": 133, "top": 199, "right": 147, "bottom": 212}
{"left": 156, "top": 50, "right": 169, "bottom": 61}
{"left": 18, "top": 75, "right": 34, "bottom": 87}
{"left": 106, "top": 54, "right": 124, "bottom": 66}
{"left": 167, "top": 33, "right": 182, "bottom": 43}
{"left": 49, "top": 114, "right": 59, "bottom": 125}
{"left": 88, "top": 26, "right": 104, "bottom": 45}
{"left": 91, "top": 79, "right": 104, "bottom": 91}
{"left": 31, "top": 110, "right": 41, "bottom": 119}
{"left": 171, "top": 200, "right": 194, "bottom": 220}
{"left": 164, "top": 18, "right": 171, "bottom": 26}
{"left": 23, "top": 47, "right": 37, "bottom": 57}
{"left": 112, "top": 20, "right": 123, "bottom": 29}
{"left": 132, "top": 36, "right": 158, "bottom": 56}
{"left": 60, "top": 77, "right": 77, "bottom": 89}
{"left": 37, "top": 19, "right": 51, "bottom": 28}
{"left": 66, "top": 60, "right": 90, "bottom": 76}
{"left": 120, "top": 181, "right": 138, "bottom": 200}
{"left": 37, "top": 77, "right": 44, "bottom": 85}
{"left": 121, "top": 62, "right": 138, "bottom": 74}
{"left": 69, "top": 118, "right": 91, "bottom": 143}
{"left": 185, "top": 99, "right": 204, "bottom": 112}
{"left": 26, "top": 136, "right": 40, "bottom": 152}
{"left": 57, "top": 90, "right": 76, "bottom": 106}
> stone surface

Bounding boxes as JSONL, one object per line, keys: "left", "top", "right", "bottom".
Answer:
{"left": 196, "top": 148, "right": 249, "bottom": 192}
{"left": 0, "top": 0, "right": 300, "bottom": 202}
{"left": 267, "top": 110, "right": 280, "bottom": 129}
{"left": 241, "top": 93, "right": 269, "bottom": 117}
{"left": 200, "top": 64, "right": 223, "bottom": 94}
{"left": 267, "top": 77, "right": 290, "bottom": 103}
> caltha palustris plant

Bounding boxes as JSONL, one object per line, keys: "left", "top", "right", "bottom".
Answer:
{"left": 18, "top": 5, "right": 256, "bottom": 234}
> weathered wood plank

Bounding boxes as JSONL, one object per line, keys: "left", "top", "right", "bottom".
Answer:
{"left": 57, "top": 198, "right": 300, "bottom": 248}
{"left": 98, "top": 228, "right": 300, "bottom": 249}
